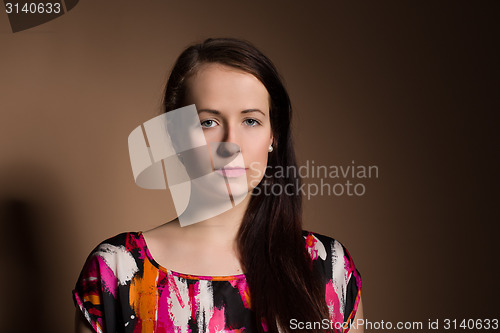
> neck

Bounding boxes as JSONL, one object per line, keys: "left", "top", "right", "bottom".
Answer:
{"left": 175, "top": 193, "right": 251, "bottom": 246}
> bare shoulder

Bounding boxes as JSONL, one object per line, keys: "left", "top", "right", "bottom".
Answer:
{"left": 141, "top": 219, "right": 185, "bottom": 269}
{"left": 142, "top": 218, "right": 181, "bottom": 243}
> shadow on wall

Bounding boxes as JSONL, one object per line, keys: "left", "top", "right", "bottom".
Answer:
{"left": 0, "top": 199, "right": 49, "bottom": 333}
{"left": 0, "top": 162, "right": 76, "bottom": 333}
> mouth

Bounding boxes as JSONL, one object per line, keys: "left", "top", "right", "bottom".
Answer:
{"left": 215, "top": 167, "right": 247, "bottom": 178}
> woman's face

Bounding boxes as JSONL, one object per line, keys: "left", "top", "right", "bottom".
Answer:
{"left": 183, "top": 63, "right": 273, "bottom": 197}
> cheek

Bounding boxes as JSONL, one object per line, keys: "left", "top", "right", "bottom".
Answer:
{"left": 242, "top": 136, "right": 271, "bottom": 186}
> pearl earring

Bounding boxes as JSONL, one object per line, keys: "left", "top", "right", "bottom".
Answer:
{"left": 268, "top": 145, "right": 273, "bottom": 153}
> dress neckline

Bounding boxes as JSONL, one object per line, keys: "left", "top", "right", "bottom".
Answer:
{"left": 137, "top": 231, "right": 246, "bottom": 281}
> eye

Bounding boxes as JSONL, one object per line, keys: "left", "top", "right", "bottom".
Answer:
{"left": 200, "top": 119, "right": 217, "bottom": 128}
{"left": 243, "top": 118, "right": 260, "bottom": 127}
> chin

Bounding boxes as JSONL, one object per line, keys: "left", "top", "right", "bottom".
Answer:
{"left": 228, "top": 186, "right": 251, "bottom": 202}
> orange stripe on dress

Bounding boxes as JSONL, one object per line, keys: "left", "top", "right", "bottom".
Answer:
{"left": 129, "top": 258, "right": 159, "bottom": 331}
{"left": 83, "top": 294, "right": 101, "bottom": 305}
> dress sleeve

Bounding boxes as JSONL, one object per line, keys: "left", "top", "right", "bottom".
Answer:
{"left": 322, "top": 237, "right": 362, "bottom": 333}
{"left": 303, "top": 231, "right": 362, "bottom": 332}
{"left": 72, "top": 246, "right": 120, "bottom": 333}
{"left": 341, "top": 245, "right": 362, "bottom": 331}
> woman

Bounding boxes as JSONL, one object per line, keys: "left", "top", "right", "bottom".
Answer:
{"left": 74, "top": 38, "right": 363, "bottom": 333}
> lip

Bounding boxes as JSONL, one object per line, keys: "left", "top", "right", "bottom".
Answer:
{"left": 215, "top": 167, "right": 247, "bottom": 178}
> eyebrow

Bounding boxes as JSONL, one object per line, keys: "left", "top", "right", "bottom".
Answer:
{"left": 198, "top": 108, "right": 266, "bottom": 116}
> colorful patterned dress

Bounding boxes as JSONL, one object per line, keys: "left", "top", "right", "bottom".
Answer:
{"left": 73, "top": 231, "right": 362, "bottom": 333}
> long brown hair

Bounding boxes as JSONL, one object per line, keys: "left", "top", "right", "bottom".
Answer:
{"left": 163, "top": 38, "right": 331, "bottom": 333}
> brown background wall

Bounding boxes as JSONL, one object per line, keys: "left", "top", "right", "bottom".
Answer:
{"left": 0, "top": 1, "right": 497, "bottom": 332}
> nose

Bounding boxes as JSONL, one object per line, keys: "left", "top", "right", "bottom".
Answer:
{"left": 215, "top": 122, "right": 241, "bottom": 157}
{"left": 216, "top": 142, "right": 240, "bottom": 158}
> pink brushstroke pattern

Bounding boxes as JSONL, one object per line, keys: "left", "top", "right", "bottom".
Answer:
{"left": 208, "top": 306, "right": 225, "bottom": 333}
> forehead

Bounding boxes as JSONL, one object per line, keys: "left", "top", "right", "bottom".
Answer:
{"left": 185, "top": 63, "right": 270, "bottom": 113}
